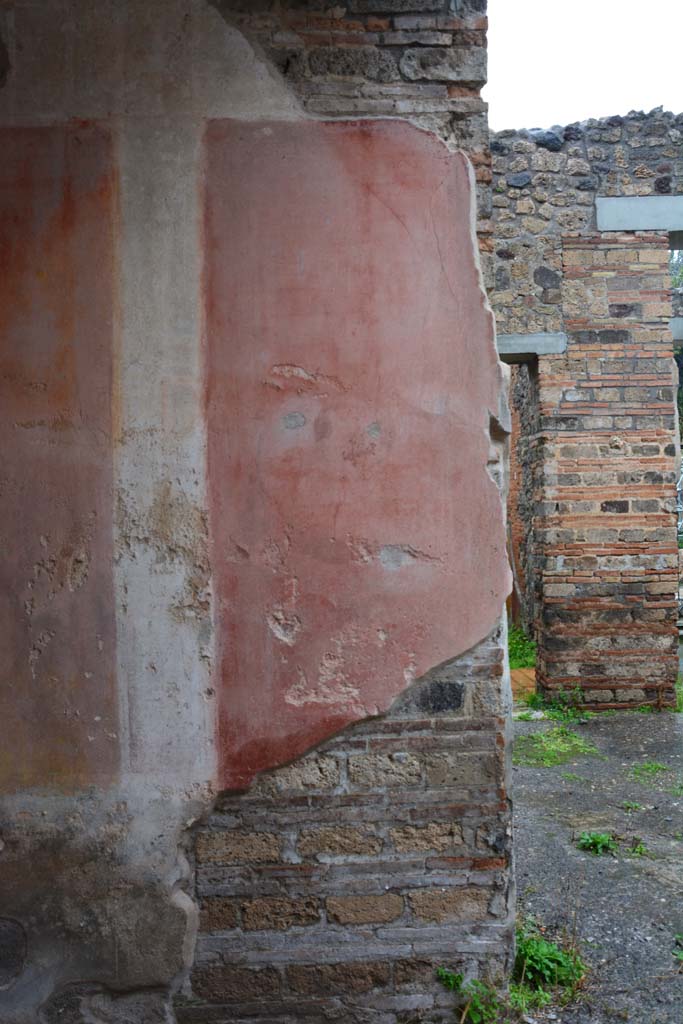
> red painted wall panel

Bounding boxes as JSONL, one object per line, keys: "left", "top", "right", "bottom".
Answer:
{"left": 205, "top": 119, "right": 509, "bottom": 788}
{"left": 0, "top": 125, "right": 118, "bottom": 791}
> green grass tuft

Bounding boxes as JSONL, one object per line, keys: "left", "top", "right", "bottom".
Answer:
{"left": 630, "top": 761, "right": 670, "bottom": 784}
{"left": 513, "top": 727, "right": 598, "bottom": 768}
{"left": 522, "top": 687, "right": 594, "bottom": 723}
{"left": 508, "top": 625, "right": 536, "bottom": 670}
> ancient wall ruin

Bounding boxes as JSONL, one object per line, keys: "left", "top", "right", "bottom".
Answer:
{"left": 0, "top": 3, "right": 514, "bottom": 1022}
{"left": 493, "top": 109, "right": 680, "bottom": 707}
{"left": 182, "top": 4, "right": 514, "bottom": 1021}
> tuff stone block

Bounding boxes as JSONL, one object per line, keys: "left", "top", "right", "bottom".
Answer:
{"left": 242, "top": 897, "right": 320, "bottom": 931}
{"left": 297, "top": 826, "right": 382, "bottom": 858}
{"left": 409, "top": 887, "right": 490, "bottom": 922}
{"left": 192, "top": 966, "right": 281, "bottom": 1001}
{"left": 285, "top": 961, "right": 391, "bottom": 995}
{"left": 326, "top": 894, "right": 404, "bottom": 924}
{"left": 195, "top": 831, "right": 282, "bottom": 865}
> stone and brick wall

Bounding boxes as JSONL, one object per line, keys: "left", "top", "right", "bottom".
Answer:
{"left": 492, "top": 109, "right": 681, "bottom": 707}
{"left": 535, "top": 235, "right": 678, "bottom": 706}
{"left": 179, "top": 628, "right": 512, "bottom": 1023}
{"left": 175, "top": 3, "right": 516, "bottom": 1021}
{"left": 223, "top": 0, "right": 494, "bottom": 259}
{"left": 491, "top": 108, "right": 683, "bottom": 335}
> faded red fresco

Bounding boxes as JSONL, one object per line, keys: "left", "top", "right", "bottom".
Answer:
{"left": 0, "top": 125, "right": 118, "bottom": 791}
{"left": 205, "top": 119, "right": 510, "bottom": 788}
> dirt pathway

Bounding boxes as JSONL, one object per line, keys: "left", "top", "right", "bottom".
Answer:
{"left": 513, "top": 712, "right": 683, "bottom": 1023}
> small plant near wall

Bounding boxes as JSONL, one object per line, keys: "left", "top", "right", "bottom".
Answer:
{"left": 523, "top": 687, "right": 592, "bottom": 723}
{"left": 437, "top": 918, "right": 586, "bottom": 1021}
{"left": 435, "top": 969, "right": 504, "bottom": 1024}
{"left": 514, "top": 918, "right": 585, "bottom": 999}
{"left": 628, "top": 838, "right": 650, "bottom": 858}
{"left": 508, "top": 626, "right": 536, "bottom": 670}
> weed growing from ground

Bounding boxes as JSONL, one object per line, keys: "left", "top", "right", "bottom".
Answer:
{"left": 507, "top": 981, "right": 552, "bottom": 1014}
{"left": 522, "top": 687, "right": 594, "bottom": 723}
{"left": 508, "top": 626, "right": 536, "bottom": 670}
{"left": 630, "top": 761, "right": 670, "bottom": 784}
{"left": 437, "top": 919, "right": 586, "bottom": 1021}
{"left": 513, "top": 727, "right": 598, "bottom": 768}
{"left": 514, "top": 919, "right": 585, "bottom": 995}
{"left": 577, "top": 831, "right": 619, "bottom": 856}
{"left": 435, "top": 969, "right": 503, "bottom": 1023}
{"left": 627, "top": 838, "right": 650, "bottom": 858}
{"left": 676, "top": 676, "right": 683, "bottom": 714}
{"left": 621, "top": 801, "right": 642, "bottom": 812}
{"left": 515, "top": 710, "right": 534, "bottom": 721}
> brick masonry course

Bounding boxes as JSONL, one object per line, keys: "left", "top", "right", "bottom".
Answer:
{"left": 178, "top": 628, "right": 513, "bottom": 1023}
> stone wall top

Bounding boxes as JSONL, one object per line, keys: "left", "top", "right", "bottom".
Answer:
{"left": 491, "top": 107, "right": 683, "bottom": 335}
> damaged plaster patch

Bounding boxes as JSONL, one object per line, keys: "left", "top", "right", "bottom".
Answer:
{"left": 267, "top": 364, "right": 348, "bottom": 396}
{"left": 378, "top": 544, "right": 441, "bottom": 570}
{"left": 282, "top": 411, "right": 306, "bottom": 430}
{"left": 284, "top": 665, "right": 361, "bottom": 709}
{"left": 116, "top": 482, "right": 210, "bottom": 629}
{"left": 266, "top": 607, "right": 301, "bottom": 646}
{"left": 283, "top": 629, "right": 367, "bottom": 710}
{"left": 345, "top": 538, "right": 442, "bottom": 570}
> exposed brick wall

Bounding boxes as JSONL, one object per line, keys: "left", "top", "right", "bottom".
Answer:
{"left": 178, "top": 626, "right": 513, "bottom": 1023}
{"left": 180, "top": 3, "right": 515, "bottom": 1018}
{"left": 535, "top": 234, "right": 678, "bottom": 707}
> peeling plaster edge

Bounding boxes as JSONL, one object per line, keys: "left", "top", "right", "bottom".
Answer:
{"left": 205, "top": 0, "right": 307, "bottom": 123}
{"left": 207, "top": 617, "right": 511, "bottom": 803}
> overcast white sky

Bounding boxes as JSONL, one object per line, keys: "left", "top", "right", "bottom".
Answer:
{"left": 485, "top": 0, "right": 683, "bottom": 131}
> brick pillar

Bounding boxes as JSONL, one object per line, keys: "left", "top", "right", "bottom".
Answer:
{"left": 535, "top": 233, "right": 679, "bottom": 708}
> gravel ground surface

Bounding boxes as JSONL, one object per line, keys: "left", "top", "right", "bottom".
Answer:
{"left": 513, "top": 710, "right": 683, "bottom": 1024}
